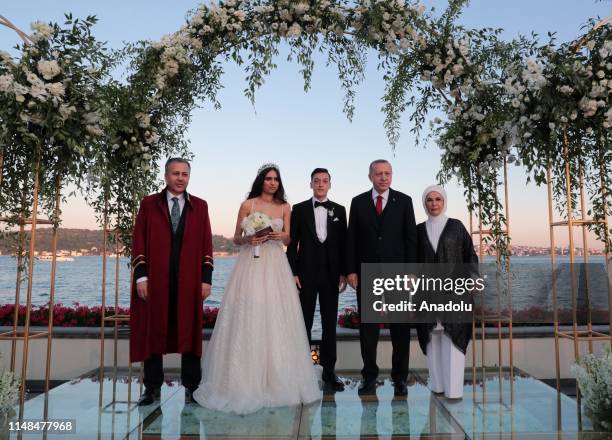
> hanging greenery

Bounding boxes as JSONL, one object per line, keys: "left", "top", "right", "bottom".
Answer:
{"left": 0, "top": 2, "right": 609, "bottom": 260}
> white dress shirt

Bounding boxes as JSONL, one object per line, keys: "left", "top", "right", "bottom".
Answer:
{"left": 371, "top": 188, "right": 389, "bottom": 211}
{"left": 136, "top": 190, "right": 186, "bottom": 284}
{"left": 167, "top": 190, "right": 186, "bottom": 216}
{"left": 312, "top": 197, "right": 328, "bottom": 243}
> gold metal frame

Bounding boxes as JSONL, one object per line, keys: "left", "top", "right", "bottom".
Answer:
{"left": 0, "top": 158, "right": 59, "bottom": 419}
{"left": 547, "top": 133, "right": 612, "bottom": 404}
{"left": 470, "top": 158, "right": 515, "bottom": 405}
{"left": 98, "top": 204, "right": 135, "bottom": 410}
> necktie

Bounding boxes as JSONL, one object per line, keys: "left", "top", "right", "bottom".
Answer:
{"left": 375, "top": 195, "right": 383, "bottom": 215}
{"left": 314, "top": 200, "right": 330, "bottom": 209}
{"left": 170, "top": 197, "right": 180, "bottom": 233}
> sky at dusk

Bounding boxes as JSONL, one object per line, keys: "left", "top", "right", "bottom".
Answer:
{"left": 0, "top": 1, "right": 609, "bottom": 247}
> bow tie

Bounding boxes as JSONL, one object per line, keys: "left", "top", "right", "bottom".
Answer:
{"left": 314, "top": 200, "right": 331, "bottom": 209}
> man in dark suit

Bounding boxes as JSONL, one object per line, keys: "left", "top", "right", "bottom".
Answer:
{"left": 287, "top": 168, "right": 347, "bottom": 391}
{"left": 346, "top": 159, "right": 417, "bottom": 396}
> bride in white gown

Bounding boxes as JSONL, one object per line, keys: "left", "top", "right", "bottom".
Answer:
{"left": 193, "top": 163, "right": 322, "bottom": 414}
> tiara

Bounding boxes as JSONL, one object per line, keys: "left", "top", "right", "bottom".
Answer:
{"left": 257, "top": 162, "right": 280, "bottom": 175}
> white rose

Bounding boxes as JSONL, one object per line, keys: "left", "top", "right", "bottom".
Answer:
{"left": 37, "top": 60, "right": 61, "bottom": 80}
{"left": 29, "top": 84, "right": 48, "bottom": 101}
{"left": 46, "top": 82, "right": 65, "bottom": 97}
{"left": 135, "top": 112, "right": 151, "bottom": 128}
{"left": 86, "top": 125, "right": 103, "bottom": 136}
{"left": 30, "top": 21, "right": 53, "bottom": 42}
{"left": 0, "top": 74, "right": 14, "bottom": 92}
{"left": 59, "top": 104, "right": 76, "bottom": 120}
{"left": 287, "top": 23, "right": 302, "bottom": 37}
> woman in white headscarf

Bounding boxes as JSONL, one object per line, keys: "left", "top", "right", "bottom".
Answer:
{"left": 416, "top": 185, "right": 478, "bottom": 399}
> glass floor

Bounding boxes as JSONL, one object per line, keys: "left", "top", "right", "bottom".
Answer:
{"left": 5, "top": 367, "right": 610, "bottom": 439}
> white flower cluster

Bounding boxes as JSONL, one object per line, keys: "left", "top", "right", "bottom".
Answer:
{"left": 420, "top": 36, "right": 473, "bottom": 94}
{"left": 0, "top": 367, "right": 19, "bottom": 414}
{"left": 150, "top": 0, "right": 430, "bottom": 92}
{"left": 37, "top": 59, "right": 61, "bottom": 80}
{"left": 572, "top": 348, "right": 612, "bottom": 430}
{"left": 352, "top": 0, "right": 427, "bottom": 54}
{"left": 111, "top": 112, "right": 160, "bottom": 172}
{"left": 30, "top": 21, "right": 54, "bottom": 43}
{"left": 505, "top": 37, "right": 611, "bottom": 140}
{"left": 0, "top": 66, "right": 64, "bottom": 106}
{"left": 151, "top": 32, "right": 191, "bottom": 90}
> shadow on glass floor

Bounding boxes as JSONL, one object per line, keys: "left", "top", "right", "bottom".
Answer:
{"left": 7, "top": 367, "right": 610, "bottom": 439}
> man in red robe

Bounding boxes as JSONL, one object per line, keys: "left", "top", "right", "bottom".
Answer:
{"left": 130, "top": 158, "right": 213, "bottom": 405}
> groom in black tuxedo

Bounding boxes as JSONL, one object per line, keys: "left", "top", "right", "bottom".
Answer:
{"left": 346, "top": 159, "right": 417, "bottom": 396}
{"left": 287, "top": 168, "right": 347, "bottom": 391}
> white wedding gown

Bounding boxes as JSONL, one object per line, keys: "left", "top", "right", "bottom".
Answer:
{"left": 193, "top": 217, "right": 322, "bottom": 414}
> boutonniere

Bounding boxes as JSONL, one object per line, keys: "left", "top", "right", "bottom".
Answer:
{"left": 328, "top": 207, "right": 339, "bottom": 222}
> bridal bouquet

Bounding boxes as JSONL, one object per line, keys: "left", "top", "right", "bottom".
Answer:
{"left": 241, "top": 212, "right": 273, "bottom": 258}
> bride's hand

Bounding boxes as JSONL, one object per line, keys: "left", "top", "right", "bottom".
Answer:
{"left": 266, "top": 232, "right": 283, "bottom": 241}
{"left": 245, "top": 234, "right": 267, "bottom": 245}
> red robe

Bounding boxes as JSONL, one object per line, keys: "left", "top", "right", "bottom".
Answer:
{"left": 129, "top": 190, "right": 213, "bottom": 362}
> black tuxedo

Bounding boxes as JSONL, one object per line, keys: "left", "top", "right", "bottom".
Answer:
{"left": 287, "top": 198, "right": 347, "bottom": 375}
{"left": 346, "top": 188, "right": 417, "bottom": 382}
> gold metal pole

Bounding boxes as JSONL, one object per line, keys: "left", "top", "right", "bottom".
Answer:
{"left": 503, "top": 158, "right": 514, "bottom": 403}
{"left": 578, "top": 164, "right": 593, "bottom": 354}
{"left": 546, "top": 162, "right": 562, "bottom": 392}
{"left": 112, "top": 231, "right": 120, "bottom": 401}
{"left": 562, "top": 134, "right": 580, "bottom": 363}
{"left": 99, "top": 196, "right": 109, "bottom": 406}
{"left": 478, "top": 203, "right": 486, "bottom": 401}
{"left": 493, "top": 192, "right": 503, "bottom": 398}
{"left": 601, "top": 162, "right": 612, "bottom": 346}
{"left": 10, "top": 222, "right": 25, "bottom": 372}
{"left": 0, "top": 15, "right": 34, "bottom": 44}
{"left": 18, "top": 153, "right": 41, "bottom": 416}
{"left": 0, "top": 147, "right": 4, "bottom": 189}
{"left": 470, "top": 208, "right": 477, "bottom": 401}
{"left": 44, "top": 176, "right": 61, "bottom": 394}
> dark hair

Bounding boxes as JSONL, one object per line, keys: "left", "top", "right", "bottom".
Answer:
{"left": 310, "top": 168, "right": 331, "bottom": 180}
{"left": 369, "top": 159, "right": 391, "bottom": 175}
{"left": 247, "top": 166, "right": 287, "bottom": 203}
{"left": 165, "top": 157, "right": 191, "bottom": 173}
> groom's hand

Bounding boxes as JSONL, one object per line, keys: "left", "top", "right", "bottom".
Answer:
{"left": 347, "top": 273, "right": 358, "bottom": 289}
{"left": 201, "top": 283, "right": 212, "bottom": 300}
{"left": 338, "top": 276, "right": 347, "bottom": 293}
{"left": 294, "top": 276, "right": 302, "bottom": 290}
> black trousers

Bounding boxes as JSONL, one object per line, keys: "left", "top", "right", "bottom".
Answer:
{"left": 144, "top": 250, "right": 201, "bottom": 392}
{"left": 143, "top": 352, "right": 201, "bottom": 392}
{"left": 356, "top": 284, "right": 411, "bottom": 382}
{"left": 299, "top": 270, "right": 339, "bottom": 376}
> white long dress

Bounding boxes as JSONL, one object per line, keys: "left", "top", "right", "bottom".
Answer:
{"left": 193, "top": 217, "right": 322, "bottom": 414}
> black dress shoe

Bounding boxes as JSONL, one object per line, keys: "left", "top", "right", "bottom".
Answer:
{"left": 184, "top": 389, "right": 195, "bottom": 404}
{"left": 394, "top": 381, "right": 407, "bottom": 397}
{"left": 358, "top": 378, "right": 377, "bottom": 394}
{"left": 322, "top": 373, "right": 345, "bottom": 392}
{"left": 137, "top": 388, "right": 160, "bottom": 406}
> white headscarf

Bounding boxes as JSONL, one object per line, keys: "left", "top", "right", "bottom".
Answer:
{"left": 422, "top": 184, "right": 448, "bottom": 252}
